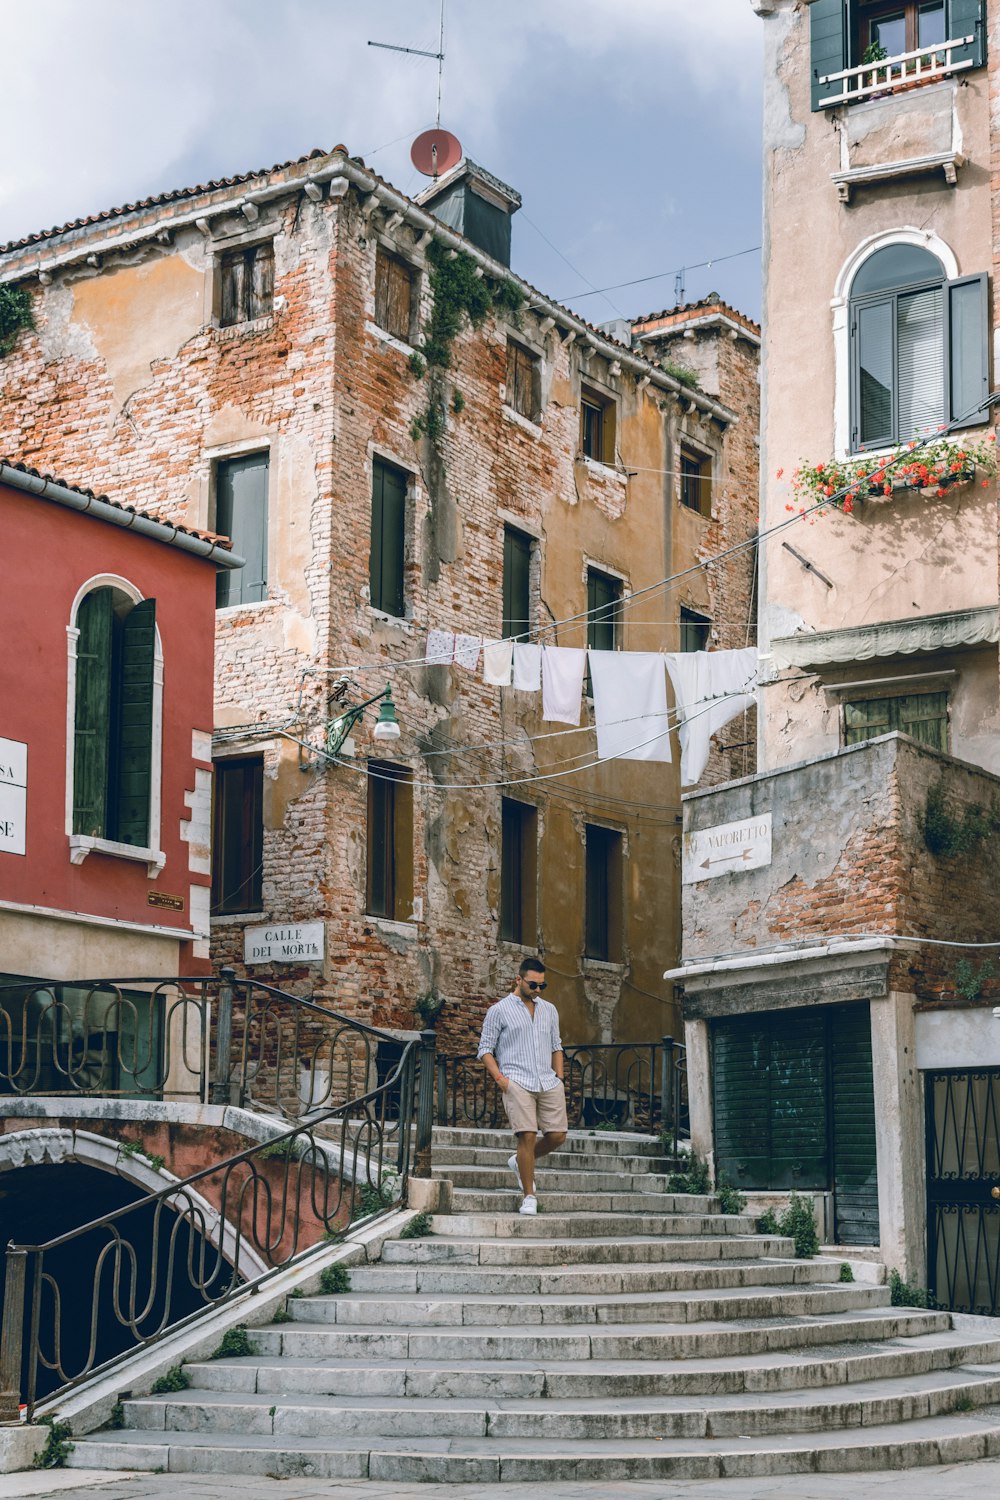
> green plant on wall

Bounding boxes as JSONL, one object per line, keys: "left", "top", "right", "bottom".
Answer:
{"left": 954, "top": 958, "right": 995, "bottom": 1002}
{"left": 922, "top": 781, "right": 1000, "bottom": 858}
{"left": 0, "top": 285, "right": 35, "bottom": 356}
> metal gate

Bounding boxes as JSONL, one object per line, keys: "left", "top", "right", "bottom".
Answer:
{"left": 925, "top": 1067, "right": 1000, "bottom": 1316}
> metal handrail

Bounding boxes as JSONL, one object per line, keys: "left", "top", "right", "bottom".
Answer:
{"left": 1, "top": 1029, "right": 438, "bottom": 1419}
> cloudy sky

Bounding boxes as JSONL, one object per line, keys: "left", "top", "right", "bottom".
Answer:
{"left": 1, "top": 0, "right": 763, "bottom": 321}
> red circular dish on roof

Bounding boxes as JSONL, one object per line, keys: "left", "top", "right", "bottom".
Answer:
{"left": 411, "top": 129, "right": 463, "bottom": 178}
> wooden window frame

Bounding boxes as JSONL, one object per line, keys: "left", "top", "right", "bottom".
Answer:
{"left": 502, "top": 525, "right": 534, "bottom": 641}
{"left": 370, "top": 457, "right": 409, "bottom": 619}
{"left": 214, "top": 451, "right": 270, "bottom": 609}
{"left": 374, "top": 245, "right": 416, "bottom": 345}
{"left": 679, "top": 445, "right": 713, "bottom": 515}
{"left": 584, "top": 823, "right": 624, "bottom": 963}
{"left": 586, "top": 567, "right": 624, "bottom": 654}
{"left": 857, "top": 0, "right": 946, "bottom": 58}
{"left": 580, "top": 383, "right": 617, "bottom": 466}
{"left": 680, "top": 606, "right": 712, "bottom": 654}
{"left": 505, "top": 340, "right": 541, "bottom": 423}
{"left": 500, "top": 797, "right": 538, "bottom": 945}
{"left": 211, "top": 756, "right": 264, "bottom": 916}
{"left": 366, "top": 762, "right": 414, "bottom": 922}
{"left": 842, "top": 687, "right": 949, "bottom": 751}
{"left": 219, "top": 241, "right": 275, "bottom": 328}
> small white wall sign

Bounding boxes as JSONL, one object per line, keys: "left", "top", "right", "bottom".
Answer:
{"left": 0, "top": 737, "right": 27, "bottom": 857}
{"left": 683, "top": 813, "right": 772, "bottom": 884}
{"left": 244, "top": 921, "right": 325, "bottom": 965}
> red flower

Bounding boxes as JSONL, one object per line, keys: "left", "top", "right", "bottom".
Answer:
{"left": 824, "top": 485, "right": 833, "bottom": 497}
{"left": 785, "top": 503, "right": 794, "bottom": 511}
{"left": 936, "top": 487, "right": 946, "bottom": 497}
{"left": 815, "top": 464, "right": 825, "bottom": 475}
{"left": 951, "top": 462, "right": 962, "bottom": 473}
{"left": 776, "top": 467, "right": 784, "bottom": 479}
{"left": 843, "top": 497, "right": 854, "bottom": 514}
{"left": 883, "top": 484, "right": 891, "bottom": 496}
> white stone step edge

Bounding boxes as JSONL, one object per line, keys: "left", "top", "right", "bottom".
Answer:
{"left": 7, "top": 1207, "right": 420, "bottom": 1475}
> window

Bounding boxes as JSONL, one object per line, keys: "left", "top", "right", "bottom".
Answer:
{"left": 585, "top": 824, "right": 623, "bottom": 962}
{"left": 505, "top": 340, "right": 540, "bottom": 422}
{"left": 215, "top": 452, "right": 269, "bottom": 608}
{"left": 680, "top": 606, "right": 712, "bottom": 654}
{"left": 680, "top": 446, "right": 712, "bottom": 515}
{"left": 580, "top": 384, "right": 616, "bottom": 465}
{"left": 73, "top": 587, "right": 156, "bottom": 849}
{"left": 367, "top": 763, "right": 414, "bottom": 920}
{"left": 370, "top": 458, "right": 407, "bottom": 618}
{"left": 212, "top": 757, "right": 264, "bottom": 915}
{"left": 374, "top": 246, "right": 415, "bottom": 344}
{"left": 859, "top": 0, "right": 945, "bottom": 57}
{"left": 219, "top": 242, "right": 274, "bottom": 327}
{"left": 843, "top": 690, "right": 948, "bottom": 750}
{"left": 587, "top": 569, "right": 623, "bottom": 654}
{"left": 810, "top": 0, "right": 985, "bottom": 110}
{"left": 500, "top": 797, "right": 537, "bottom": 944}
{"left": 849, "top": 244, "right": 988, "bottom": 451}
{"left": 502, "top": 526, "right": 533, "bottom": 640}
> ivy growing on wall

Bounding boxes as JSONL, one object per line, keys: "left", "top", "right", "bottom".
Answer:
{"left": 922, "top": 780, "right": 1000, "bottom": 858}
{"left": 0, "top": 284, "right": 34, "bottom": 357}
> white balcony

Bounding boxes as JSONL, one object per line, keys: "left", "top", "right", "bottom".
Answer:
{"left": 819, "top": 35, "right": 975, "bottom": 107}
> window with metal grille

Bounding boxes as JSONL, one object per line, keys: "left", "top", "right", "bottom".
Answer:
{"left": 505, "top": 340, "right": 540, "bottom": 422}
{"left": 374, "top": 247, "right": 415, "bottom": 343}
{"left": 680, "top": 446, "right": 712, "bottom": 514}
{"left": 680, "top": 606, "right": 712, "bottom": 654}
{"left": 500, "top": 797, "right": 537, "bottom": 945}
{"left": 580, "top": 385, "right": 616, "bottom": 464}
{"left": 72, "top": 587, "right": 156, "bottom": 849}
{"left": 502, "top": 526, "right": 533, "bottom": 641}
{"left": 843, "top": 689, "right": 948, "bottom": 751}
{"left": 366, "top": 762, "right": 414, "bottom": 921}
{"left": 585, "top": 824, "right": 623, "bottom": 962}
{"left": 370, "top": 458, "right": 408, "bottom": 618}
{"left": 211, "top": 757, "right": 264, "bottom": 915}
{"left": 215, "top": 452, "right": 269, "bottom": 608}
{"left": 219, "top": 242, "right": 274, "bottom": 327}
{"left": 850, "top": 244, "right": 988, "bottom": 452}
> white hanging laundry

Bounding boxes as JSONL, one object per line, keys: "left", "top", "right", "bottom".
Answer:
{"left": 664, "top": 647, "right": 758, "bottom": 786}
{"left": 512, "top": 642, "right": 541, "bottom": 691}
{"left": 541, "top": 645, "right": 587, "bottom": 725}
{"left": 454, "top": 634, "right": 482, "bottom": 672}
{"left": 425, "top": 629, "right": 455, "bottom": 665}
{"left": 482, "top": 639, "right": 514, "bottom": 687}
{"left": 588, "top": 651, "right": 671, "bottom": 763}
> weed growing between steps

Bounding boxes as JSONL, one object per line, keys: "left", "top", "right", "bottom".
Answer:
{"left": 839, "top": 1262, "right": 855, "bottom": 1282}
{"left": 716, "top": 1179, "right": 747, "bottom": 1215}
{"left": 399, "top": 1212, "right": 434, "bottom": 1239}
{"left": 319, "top": 1263, "right": 352, "bottom": 1294}
{"left": 106, "top": 1400, "right": 125, "bottom": 1429}
{"left": 33, "top": 1417, "right": 73, "bottom": 1469}
{"left": 755, "top": 1195, "right": 819, "bottom": 1257}
{"left": 211, "top": 1326, "right": 254, "bottom": 1359}
{"left": 666, "top": 1155, "right": 712, "bottom": 1194}
{"left": 889, "top": 1268, "right": 931, "bottom": 1307}
{"left": 756, "top": 1207, "right": 780, "bottom": 1235}
{"left": 150, "top": 1364, "right": 189, "bottom": 1393}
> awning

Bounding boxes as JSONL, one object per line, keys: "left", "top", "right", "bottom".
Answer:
{"left": 772, "top": 606, "right": 999, "bottom": 670}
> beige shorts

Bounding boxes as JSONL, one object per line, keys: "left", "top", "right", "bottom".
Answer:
{"left": 502, "top": 1079, "right": 568, "bottom": 1135}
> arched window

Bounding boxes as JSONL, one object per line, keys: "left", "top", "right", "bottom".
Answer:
{"left": 849, "top": 243, "right": 989, "bottom": 451}
{"left": 72, "top": 586, "right": 157, "bottom": 848}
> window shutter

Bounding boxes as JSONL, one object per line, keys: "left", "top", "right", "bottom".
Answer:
{"left": 250, "top": 243, "right": 274, "bottom": 320}
{"left": 948, "top": 0, "right": 986, "bottom": 69}
{"left": 387, "top": 257, "right": 412, "bottom": 342}
{"left": 220, "top": 254, "right": 245, "bottom": 328}
{"left": 374, "top": 249, "right": 391, "bottom": 331}
{"left": 502, "top": 527, "right": 531, "bottom": 640}
{"left": 114, "top": 599, "right": 156, "bottom": 848}
{"left": 810, "top": 0, "right": 848, "bottom": 110}
{"left": 371, "top": 460, "right": 406, "bottom": 617}
{"left": 947, "top": 272, "right": 990, "bottom": 427}
{"left": 73, "top": 588, "right": 114, "bottom": 837}
{"left": 830, "top": 1003, "right": 880, "bottom": 1245}
{"left": 216, "top": 452, "right": 269, "bottom": 606}
{"left": 854, "top": 298, "right": 895, "bottom": 448}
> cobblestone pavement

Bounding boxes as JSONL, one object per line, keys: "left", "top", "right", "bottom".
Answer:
{"left": 3, "top": 1463, "right": 1000, "bottom": 1500}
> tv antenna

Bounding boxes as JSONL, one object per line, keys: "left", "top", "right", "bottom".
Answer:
{"left": 369, "top": 0, "right": 448, "bottom": 130}
{"left": 675, "top": 266, "right": 686, "bottom": 306}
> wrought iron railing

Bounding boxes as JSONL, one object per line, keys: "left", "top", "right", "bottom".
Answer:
{"left": 925, "top": 1066, "right": 1000, "bottom": 1317}
{"left": 436, "top": 1037, "right": 688, "bottom": 1152}
{"left": 0, "top": 1029, "right": 437, "bottom": 1420}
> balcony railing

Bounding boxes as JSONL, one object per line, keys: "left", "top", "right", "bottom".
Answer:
{"left": 820, "top": 36, "right": 975, "bottom": 107}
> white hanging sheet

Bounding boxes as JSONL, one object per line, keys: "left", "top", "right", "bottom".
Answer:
{"left": 425, "top": 629, "right": 455, "bottom": 665}
{"left": 454, "top": 634, "right": 482, "bottom": 672}
{"left": 512, "top": 642, "right": 542, "bottom": 691}
{"left": 482, "top": 639, "right": 514, "bottom": 686}
{"left": 588, "top": 650, "right": 672, "bottom": 763}
{"left": 541, "top": 645, "right": 586, "bottom": 725}
{"left": 664, "top": 647, "right": 758, "bottom": 786}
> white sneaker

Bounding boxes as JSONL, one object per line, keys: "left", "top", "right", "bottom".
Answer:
{"left": 519, "top": 1195, "right": 538, "bottom": 1216}
{"left": 507, "top": 1153, "right": 524, "bottom": 1192}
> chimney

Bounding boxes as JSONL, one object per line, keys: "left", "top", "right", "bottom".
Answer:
{"left": 416, "top": 158, "right": 521, "bottom": 268}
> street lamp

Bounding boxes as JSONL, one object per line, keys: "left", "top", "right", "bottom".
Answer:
{"left": 327, "top": 682, "right": 400, "bottom": 758}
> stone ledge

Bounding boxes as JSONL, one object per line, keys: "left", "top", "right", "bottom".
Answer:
{"left": 832, "top": 151, "right": 965, "bottom": 202}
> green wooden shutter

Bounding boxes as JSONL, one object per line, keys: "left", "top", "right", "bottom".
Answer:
{"left": 830, "top": 1003, "right": 879, "bottom": 1245}
{"left": 948, "top": 0, "right": 986, "bottom": 69}
{"left": 713, "top": 1017, "right": 773, "bottom": 1189}
{"left": 811, "top": 0, "right": 848, "bottom": 110}
{"left": 73, "top": 588, "right": 114, "bottom": 837}
{"left": 502, "top": 527, "right": 531, "bottom": 640}
{"left": 216, "top": 453, "right": 268, "bottom": 607}
{"left": 853, "top": 298, "right": 895, "bottom": 449}
{"left": 370, "top": 460, "right": 406, "bottom": 617}
{"left": 947, "top": 273, "right": 990, "bottom": 427}
{"left": 114, "top": 599, "right": 156, "bottom": 848}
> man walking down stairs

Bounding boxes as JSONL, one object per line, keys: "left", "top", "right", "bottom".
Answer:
{"left": 68, "top": 1125, "right": 1000, "bottom": 1484}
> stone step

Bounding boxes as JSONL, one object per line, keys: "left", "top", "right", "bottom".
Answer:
{"left": 282, "top": 1281, "right": 889, "bottom": 1328}
{"left": 343, "top": 1256, "right": 842, "bottom": 1296}
{"left": 68, "top": 1410, "right": 1000, "bottom": 1483}
{"left": 446, "top": 1189, "right": 721, "bottom": 1214}
{"left": 381, "top": 1233, "right": 796, "bottom": 1266}
{"left": 236, "top": 1306, "right": 949, "bottom": 1364}
{"left": 182, "top": 1330, "right": 1000, "bottom": 1400}
{"left": 427, "top": 1212, "right": 757, "bottom": 1238}
{"left": 431, "top": 1146, "right": 676, "bottom": 1172}
{"left": 438, "top": 1166, "right": 689, "bottom": 1193}
{"left": 430, "top": 1127, "right": 666, "bottom": 1157}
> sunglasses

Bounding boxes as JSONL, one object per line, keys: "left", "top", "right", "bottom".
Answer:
{"left": 524, "top": 980, "right": 547, "bottom": 991}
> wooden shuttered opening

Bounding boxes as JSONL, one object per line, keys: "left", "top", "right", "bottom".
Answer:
{"left": 73, "top": 587, "right": 114, "bottom": 837}
{"left": 374, "top": 247, "right": 414, "bottom": 343}
{"left": 948, "top": 272, "right": 990, "bottom": 425}
{"left": 370, "top": 458, "right": 407, "bottom": 618}
{"left": 584, "top": 824, "right": 623, "bottom": 962}
{"left": 220, "top": 243, "right": 275, "bottom": 327}
{"left": 810, "top": 0, "right": 847, "bottom": 110}
{"left": 212, "top": 757, "right": 264, "bottom": 915}
{"left": 502, "top": 526, "right": 532, "bottom": 640}
{"left": 366, "top": 762, "right": 413, "bottom": 921}
{"left": 215, "top": 452, "right": 269, "bottom": 607}
{"left": 949, "top": 0, "right": 987, "bottom": 69}
{"left": 500, "top": 797, "right": 537, "bottom": 945}
{"left": 114, "top": 598, "right": 156, "bottom": 848}
{"left": 830, "top": 1003, "right": 880, "bottom": 1244}
{"left": 506, "top": 342, "right": 538, "bottom": 421}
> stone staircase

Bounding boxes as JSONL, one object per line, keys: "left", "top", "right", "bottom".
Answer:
{"left": 69, "top": 1125, "right": 1000, "bottom": 1482}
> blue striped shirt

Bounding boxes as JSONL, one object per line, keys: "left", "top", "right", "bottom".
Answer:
{"left": 477, "top": 992, "right": 563, "bottom": 1092}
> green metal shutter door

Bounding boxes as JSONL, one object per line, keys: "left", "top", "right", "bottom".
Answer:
{"left": 769, "top": 1010, "right": 829, "bottom": 1188}
{"left": 73, "top": 588, "right": 114, "bottom": 836}
{"left": 114, "top": 599, "right": 156, "bottom": 848}
{"left": 810, "top": 0, "right": 848, "bottom": 110}
{"left": 948, "top": 0, "right": 986, "bottom": 69}
{"left": 713, "top": 1017, "right": 773, "bottom": 1190}
{"left": 831, "top": 1003, "right": 880, "bottom": 1245}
